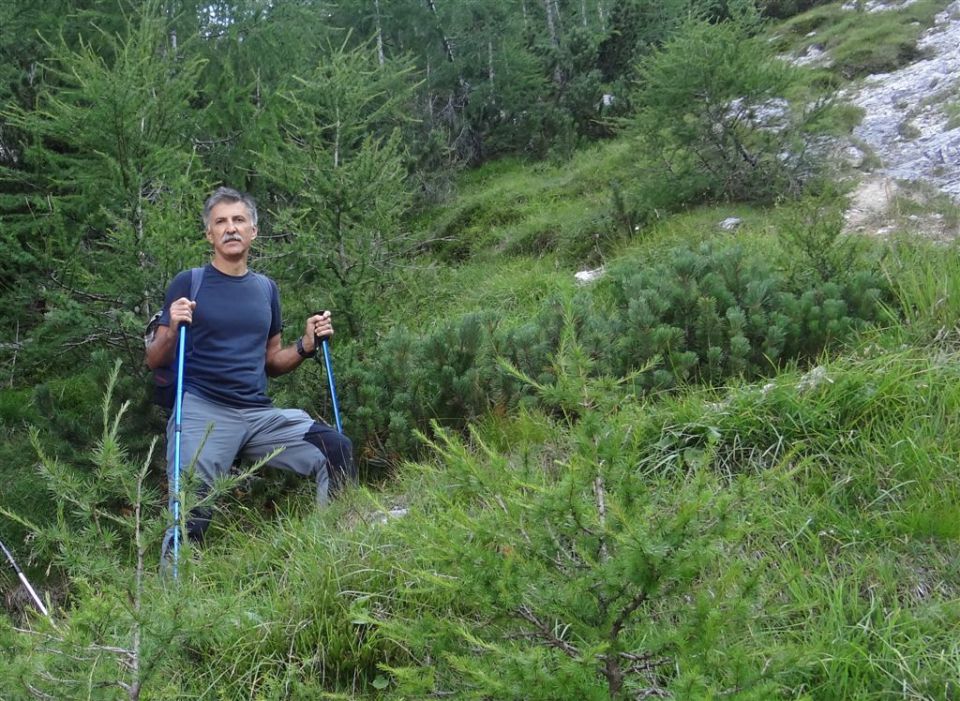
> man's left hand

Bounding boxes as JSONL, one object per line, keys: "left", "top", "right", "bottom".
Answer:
{"left": 302, "top": 311, "right": 333, "bottom": 354}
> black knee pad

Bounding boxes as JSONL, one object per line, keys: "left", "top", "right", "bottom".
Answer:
{"left": 304, "top": 422, "right": 356, "bottom": 496}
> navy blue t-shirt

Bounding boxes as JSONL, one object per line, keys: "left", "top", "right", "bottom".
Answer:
{"left": 159, "top": 264, "right": 282, "bottom": 407}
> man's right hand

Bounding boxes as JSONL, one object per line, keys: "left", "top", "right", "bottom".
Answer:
{"left": 169, "top": 297, "right": 197, "bottom": 330}
{"left": 146, "top": 298, "right": 196, "bottom": 369}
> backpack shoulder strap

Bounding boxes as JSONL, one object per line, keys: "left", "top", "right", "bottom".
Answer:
{"left": 188, "top": 266, "right": 204, "bottom": 300}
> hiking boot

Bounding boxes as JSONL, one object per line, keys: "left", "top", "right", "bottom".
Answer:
{"left": 159, "top": 526, "right": 180, "bottom": 578}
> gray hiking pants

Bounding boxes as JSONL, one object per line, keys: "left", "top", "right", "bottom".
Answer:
{"left": 166, "top": 391, "right": 331, "bottom": 537}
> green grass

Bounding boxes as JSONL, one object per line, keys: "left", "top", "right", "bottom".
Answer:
{"left": 416, "top": 139, "right": 637, "bottom": 264}
{"left": 947, "top": 100, "right": 960, "bottom": 130}
{"left": 69, "top": 332, "right": 959, "bottom": 699}
{"left": 881, "top": 236, "right": 960, "bottom": 335}
{"left": 891, "top": 184, "right": 960, "bottom": 232}
{"left": 390, "top": 257, "right": 576, "bottom": 331}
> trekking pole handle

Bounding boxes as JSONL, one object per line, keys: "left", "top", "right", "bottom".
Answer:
{"left": 312, "top": 309, "right": 333, "bottom": 342}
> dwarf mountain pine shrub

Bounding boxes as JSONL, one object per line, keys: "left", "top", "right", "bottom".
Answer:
{"left": 595, "top": 242, "right": 886, "bottom": 386}
{"left": 345, "top": 314, "right": 501, "bottom": 464}
{"left": 340, "top": 239, "right": 887, "bottom": 472}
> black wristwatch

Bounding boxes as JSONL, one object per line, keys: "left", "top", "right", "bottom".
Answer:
{"left": 296, "top": 337, "right": 317, "bottom": 358}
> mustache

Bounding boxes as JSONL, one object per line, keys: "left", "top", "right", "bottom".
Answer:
{"left": 222, "top": 234, "right": 243, "bottom": 242}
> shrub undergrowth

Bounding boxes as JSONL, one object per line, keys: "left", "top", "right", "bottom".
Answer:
{"left": 340, "top": 228, "right": 889, "bottom": 472}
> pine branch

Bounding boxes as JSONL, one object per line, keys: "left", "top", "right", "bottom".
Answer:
{"left": 611, "top": 588, "right": 650, "bottom": 642}
{"left": 37, "top": 668, "right": 127, "bottom": 690}
{"left": 515, "top": 604, "right": 581, "bottom": 659}
{"left": 25, "top": 683, "right": 58, "bottom": 701}
{"left": 594, "top": 468, "right": 609, "bottom": 563}
{"left": 16, "top": 629, "right": 136, "bottom": 663}
{"left": 543, "top": 519, "right": 588, "bottom": 573}
{"left": 48, "top": 271, "right": 124, "bottom": 304}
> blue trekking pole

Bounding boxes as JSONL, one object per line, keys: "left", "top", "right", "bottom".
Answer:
{"left": 315, "top": 314, "right": 342, "bottom": 433}
{"left": 170, "top": 324, "right": 188, "bottom": 580}
{"left": 320, "top": 338, "right": 342, "bottom": 433}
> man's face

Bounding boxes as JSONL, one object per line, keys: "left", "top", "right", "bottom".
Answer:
{"left": 205, "top": 200, "right": 257, "bottom": 260}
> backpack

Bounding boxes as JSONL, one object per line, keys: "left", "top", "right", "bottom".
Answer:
{"left": 145, "top": 267, "right": 204, "bottom": 410}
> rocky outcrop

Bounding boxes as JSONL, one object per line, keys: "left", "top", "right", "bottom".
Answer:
{"left": 842, "top": 2, "right": 960, "bottom": 199}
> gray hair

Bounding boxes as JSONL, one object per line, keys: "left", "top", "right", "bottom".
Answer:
{"left": 202, "top": 186, "right": 258, "bottom": 229}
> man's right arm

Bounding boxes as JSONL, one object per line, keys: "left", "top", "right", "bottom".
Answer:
{"left": 145, "top": 324, "right": 176, "bottom": 369}
{"left": 145, "top": 297, "right": 196, "bottom": 369}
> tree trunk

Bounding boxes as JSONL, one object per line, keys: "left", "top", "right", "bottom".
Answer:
{"left": 129, "top": 466, "right": 146, "bottom": 701}
{"left": 425, "top": 0, "right": 456, "bottom": 63}
{"left": 426, "top": 56, "right": 434, "bottom": 123}
{"left": 164, "top": 0, "right": 177, "bottom": 53}
{"left": 488, "top": 40, "right": 494, "bottom": 85}
{"left": 542, "top": 0, "right": 558, "bottom": 47}
{"left": 543, "top": 0, "right": 563, "bottom": 84}
{"left": 374, "top": 0, "right": 385, "bottom": 66}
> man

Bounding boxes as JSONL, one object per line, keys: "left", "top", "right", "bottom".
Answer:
{"left": 146, "top": 186, "right": 354, "bottom": 550}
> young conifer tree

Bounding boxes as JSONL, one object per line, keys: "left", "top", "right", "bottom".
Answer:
{"left": 366, "top": 315, "right": 753, "bottom": 698}
{"left": 633, "top": 12, "right": 814, "bottom": 205}
{"left": 257, "top": 43, "right": 417, "bottom": 335}
{"left": 0, "top": 360, "right": 279, "bottom": 699}
{"left": 0, "top": 1, "right": 209, "bottom": 379}
{"left": 0, "top": 362, "right": 171, "bottom": 699}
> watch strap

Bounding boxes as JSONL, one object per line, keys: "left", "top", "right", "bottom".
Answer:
{"left": 296, "top": 337, "right": 317, "bottom": 358}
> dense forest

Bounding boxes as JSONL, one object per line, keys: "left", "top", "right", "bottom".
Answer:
{"left": 4, "top": 0, "right": 960, "bottom": 698}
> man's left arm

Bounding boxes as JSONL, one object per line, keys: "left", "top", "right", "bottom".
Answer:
{"left": 265, "top": 312, "right": 334, "bottom": 377}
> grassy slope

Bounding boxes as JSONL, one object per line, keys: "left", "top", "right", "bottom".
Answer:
{"left": 5, "top": 2, "right": 960, "bottom": 698}
{"left": 128, "top": 231, "right": 960, "bottom": 698}
{"left": 9, "top": 173, "right": 959, "bottom": 699}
